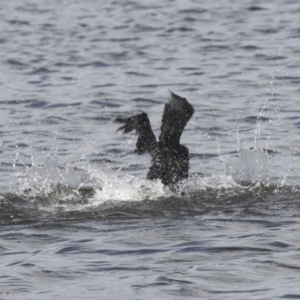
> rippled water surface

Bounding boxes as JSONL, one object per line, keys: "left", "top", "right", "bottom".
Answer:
{"left": 1, "top": 0, "right": 300, "bottom": 299}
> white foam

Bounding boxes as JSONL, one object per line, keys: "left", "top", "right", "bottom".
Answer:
{"left": 87, "top": 169, "right": 170, "bottom": 205}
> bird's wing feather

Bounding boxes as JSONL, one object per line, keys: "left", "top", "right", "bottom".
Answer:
{"left": 159, "top": 91, "right": 194, "bottom": 146}
{"left": 115, "top": 113, "right": 157, "bottom": 154}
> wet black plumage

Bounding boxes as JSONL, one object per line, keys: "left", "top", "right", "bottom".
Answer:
{"left": 116, "top": 91, "right": 194, "bottom": 187}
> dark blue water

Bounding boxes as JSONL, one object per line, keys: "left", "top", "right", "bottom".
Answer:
{"left": 1, "top": 1, "right": 300, "bottom": 299}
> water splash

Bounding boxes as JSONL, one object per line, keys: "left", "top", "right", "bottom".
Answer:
{"left": 16, "top": 156, "right": 170, "bottom": 206}
{"left": 225, "top": 147, "right": 270, "bottom": 184}
{"left": 4, "top": 150, "right": 300, "bottom": 223}
{"left": 16, "top": 147, "right": 271, "bottom": 206}
{"left": 9, "top": 145, "right": 275, "bottom": 220}
{"left": 18, "top": 156, "right": 99, "bottom": 197}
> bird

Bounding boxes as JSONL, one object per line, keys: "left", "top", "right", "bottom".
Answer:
{"left": 115, "top": 91, "right": 194, "bottom": 188}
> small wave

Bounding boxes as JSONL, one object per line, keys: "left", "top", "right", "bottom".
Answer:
{"left": 3, "top": 173, "right": 300, "bottom": 223}
{"left": 1, "top": 179, "right": 300, "bottom": 225}
{"left": 2, "top": 147, "right": 298, "bottom": 223}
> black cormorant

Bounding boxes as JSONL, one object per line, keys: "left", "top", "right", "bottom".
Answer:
{"left": 116, "top": 91, "right": 194, "bottom": 188}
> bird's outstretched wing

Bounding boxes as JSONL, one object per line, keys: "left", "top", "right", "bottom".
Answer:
{"left": 159, "top": 91, "right": 194, "bottom": 146}
{"left": 115, "top": 112, "right": 157, "bottom": 154}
